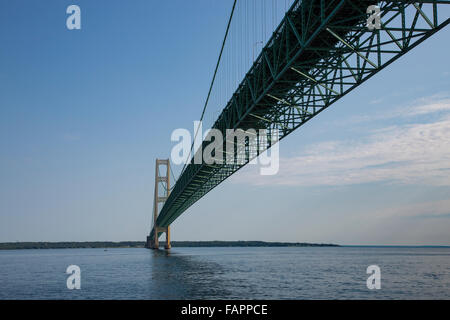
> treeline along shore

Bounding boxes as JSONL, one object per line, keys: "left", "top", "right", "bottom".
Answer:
{"left": 0, "top": 241, "right": 339, "bottom": 250}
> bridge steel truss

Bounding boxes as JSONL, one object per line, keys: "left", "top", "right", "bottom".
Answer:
{"left": 150, "top": 0, "right": 450, "bottom": 239}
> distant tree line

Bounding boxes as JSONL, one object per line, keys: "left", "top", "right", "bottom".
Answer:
{"left": 0, "top": 241, "right": 339, "bottom": 250}
{"left": 170, "top": 241, "right": 339, "bottom": 247}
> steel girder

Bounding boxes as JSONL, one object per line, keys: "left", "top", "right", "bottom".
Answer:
{"left": 151, "top": 0, "right": 450, "bottom": 236}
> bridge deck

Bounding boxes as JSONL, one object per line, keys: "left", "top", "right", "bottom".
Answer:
{"left": 151, "top": 0, "right": 450, "bottom": 238}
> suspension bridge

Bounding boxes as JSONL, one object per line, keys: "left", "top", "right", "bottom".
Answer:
{"left": 146, "top": 0, "right": 450, "bottom": 249}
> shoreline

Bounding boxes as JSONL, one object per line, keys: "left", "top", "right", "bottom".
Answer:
{"left": 1, "top": 242, "right": 448, "bottom": 250}
{"left": 0, "top": 241, "right": 339, "bottom": 250}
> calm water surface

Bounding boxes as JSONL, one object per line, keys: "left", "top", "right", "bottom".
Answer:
{"left": 0, "top": 247, "right": 449, "bottom": 299}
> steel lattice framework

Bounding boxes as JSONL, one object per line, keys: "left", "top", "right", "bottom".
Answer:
{"left": 151, "top": 0, "right": 450, "bottom": 239}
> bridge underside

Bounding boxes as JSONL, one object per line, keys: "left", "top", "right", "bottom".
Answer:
{"left": 150, "top": 0, "right": 450, "bottom": 241}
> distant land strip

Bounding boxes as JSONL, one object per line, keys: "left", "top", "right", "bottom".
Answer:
{"left": 0, "top": 241, "right": 340, "bottom": 250}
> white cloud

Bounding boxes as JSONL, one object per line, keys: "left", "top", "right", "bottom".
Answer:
{"left": 233, "top": 97, "right": 450, "bottom": 187}
{"left": 338, "top": 96, "right": 450, "bottom": 126}
{"left": 409, "top": 99, "right": 450, "bottom": 116}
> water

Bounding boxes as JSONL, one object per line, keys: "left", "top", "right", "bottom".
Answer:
{"left": 0, "top": 247, "right": 449, "bottom": 299}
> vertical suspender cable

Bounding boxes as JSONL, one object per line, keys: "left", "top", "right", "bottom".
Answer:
{"left": 179, "top": 0, "right": 238, "bottom": 177}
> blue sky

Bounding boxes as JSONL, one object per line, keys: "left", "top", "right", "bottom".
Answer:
{"left": 1, "top": 1, "right": 449, "bottom": 245}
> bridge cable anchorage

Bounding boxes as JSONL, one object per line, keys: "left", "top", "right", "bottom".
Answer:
{"left": 179, "top": 0, "right": 237, "bottom": 177}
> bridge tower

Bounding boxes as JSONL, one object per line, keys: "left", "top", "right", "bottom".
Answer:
{"left": 146, "top": 159, "right": 171, "bottom": 250}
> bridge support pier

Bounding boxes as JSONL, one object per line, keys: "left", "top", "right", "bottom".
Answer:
{"left": 146, "top": 159, "right": 172, "bottom": 250}
{"left": 146, "top": 226, "right": 171, "bottom": 250}
{"left": 164, "top": 226, "right": 171, "bottom": 250}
